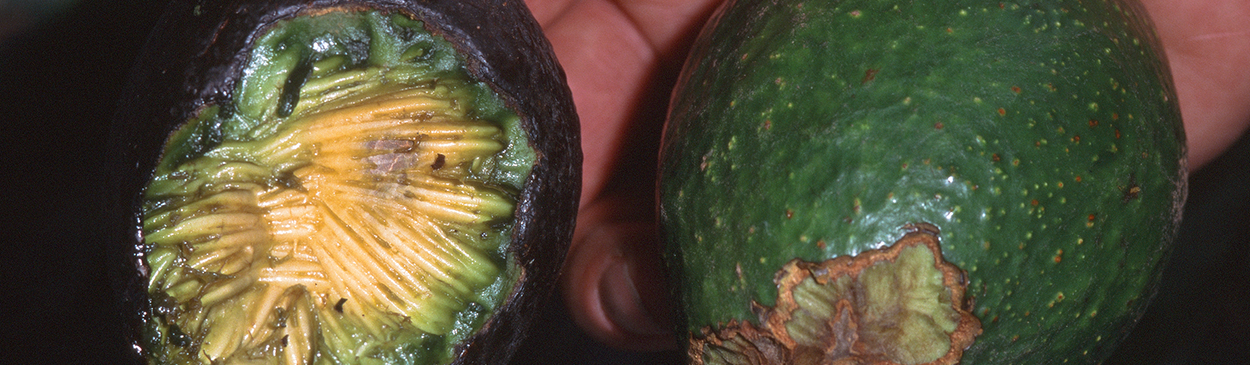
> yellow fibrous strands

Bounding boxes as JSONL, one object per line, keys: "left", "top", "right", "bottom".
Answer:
{"left": 142, "top": 80, "right": 519, "bottom": 364}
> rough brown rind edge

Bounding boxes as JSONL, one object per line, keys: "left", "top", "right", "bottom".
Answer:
{"left": 689, "top": 223, "right": 982, "bottom": 365}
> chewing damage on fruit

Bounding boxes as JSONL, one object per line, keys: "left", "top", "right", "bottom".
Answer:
{"left": 142, "top": 82, "right": 524, "bottom": 363}
{"left": 136, "top": 10, "right": 543, "bottom": 363}
{"left": 690, "top": 223, "right": 981, "bottom": 365}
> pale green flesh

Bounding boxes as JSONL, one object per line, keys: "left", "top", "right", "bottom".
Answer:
{"left": 791, "top": 245, "right": 957, "bottom": 363}
{"left": 140, "top": 11, "right": 535, "bottom": 365}
{"left": 697, "top": 240, "right": 971, "bottom": 365}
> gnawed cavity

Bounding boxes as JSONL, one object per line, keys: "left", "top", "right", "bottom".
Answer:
{"left": 691, "top": 223, "right": 981, "bottom": 365}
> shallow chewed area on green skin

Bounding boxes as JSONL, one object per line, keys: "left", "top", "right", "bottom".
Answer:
{"left": 691, "top": 225, "right": 980, "bottom": 365}
{"left": 139, "top": 11, "right": 535, "bottom": 365}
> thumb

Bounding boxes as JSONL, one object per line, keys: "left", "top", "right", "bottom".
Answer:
{"left": 561, "top": 195, "right": 678, "bottom": 351}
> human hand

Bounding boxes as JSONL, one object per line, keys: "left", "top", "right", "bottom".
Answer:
{"left": 526, "top": 0, "right": 1250, "bottom": 352}
{"left": 1141, "top": 0, "right": 1250, "bottom": 168}
{"left": 525, "top": 0, "right": 725, "bottom": 351}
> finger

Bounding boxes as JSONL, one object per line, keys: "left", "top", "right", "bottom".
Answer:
{"left": 538, "top": 0, "right": 657, "bottom": 206}
{"left": 528, "top": 0, "right": 676, "bottom": 351}
{"left": 527, "top": 0, "right": 724, "bottom": 351}
{"left": 522, "top": 0, "right": 578, "bottom": 27}
{"left": 535, "top": 0, "right": 712, "bottom": 350}
{"left": 563, "top": 196, "right": 677, "bottom": 351}
{"left": 608, "top": 0, "right": 726, "bottom": 56}
{"left": 535, "top": 0, "right": 725, "bottom": 351}
{"left": 531, "top": 0, "right": 725, "bottom": 203}
{"left": 1141, "top": 0, "right": 1250, "bottom": 169}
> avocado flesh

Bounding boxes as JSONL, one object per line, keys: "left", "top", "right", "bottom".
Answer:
{"left": 139, "top": 11, "right": 535, "bottom": 364}
{"left": 691, "top": 225, "right": 979, "bottom": 365}
{"left": 660, "top": 0, "right": 1185, "bottom": 364}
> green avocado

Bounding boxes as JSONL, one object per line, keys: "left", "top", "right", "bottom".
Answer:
{"left": 658, "top": 0, "right": 1186, "bottom": 364}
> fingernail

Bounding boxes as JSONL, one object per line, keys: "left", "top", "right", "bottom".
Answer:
{"left": 599, "top": 259, "right": 667, "bottom": 336}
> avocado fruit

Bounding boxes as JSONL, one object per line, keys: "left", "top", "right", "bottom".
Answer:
{"left": 658, "top": 0, "right": 1185, "bottom": 364}
{"left": 106, "top": 1, "right": 579, "bottom": 364}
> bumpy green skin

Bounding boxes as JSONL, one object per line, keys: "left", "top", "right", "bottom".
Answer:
{"left": 659, "top": 0, "right": 1185, "bottom": 363}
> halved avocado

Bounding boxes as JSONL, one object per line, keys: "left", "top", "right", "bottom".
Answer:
{"left": 107, "top": 1, "right": 580, "bottom": 364}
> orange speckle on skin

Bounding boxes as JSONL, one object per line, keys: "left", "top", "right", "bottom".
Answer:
{"left": 1011, "top": 85, "right": 1021, "bottom": 93}
{"left": 1088, "top": 119, "right": 1099, "bottom": 127}
{"left": 935, "top": 122, "right": 945, "bottom": 129}
{"left": 1075, "top": 176, "right": 1083, "bottom": 182}
{"left": 1031, "top": 199, "right": 1039, "bottom": 206}
{"left": 862, "top": 68, "right": 879, "bottom": 84}
{"left": 998, "top": 108, "right": 1007, "bottom": 116}
{"left": 816, "top": 240, "right": 826, "bottom": 249}
{"left": 1053, "top": 249, "right": 1063, "bottom": 263}
{"left": 785, "top": 209, "right": 794, "bottom": 219}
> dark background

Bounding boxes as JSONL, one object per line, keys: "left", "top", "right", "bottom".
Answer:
{"left": 2, "top": 0, "right": 1245, "bottom": 363}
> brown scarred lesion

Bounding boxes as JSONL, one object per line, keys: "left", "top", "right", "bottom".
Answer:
{"left": 690, "top": 223, "right": 981, "bottom": 365}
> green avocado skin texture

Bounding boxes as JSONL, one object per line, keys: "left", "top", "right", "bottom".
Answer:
{"left": 658, "top": 0, "right": 1185, "bottom": 363}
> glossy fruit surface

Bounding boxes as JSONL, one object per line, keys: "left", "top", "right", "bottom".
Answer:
{"left": 108, "top": 1, "right": 579, "bottom": 364}
{"left": 659, "top": 0, "right": 1185, "bottom": 363}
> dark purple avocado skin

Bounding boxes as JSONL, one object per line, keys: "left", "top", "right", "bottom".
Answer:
{"left": 104, "top": 1, "right": 581, "bottom": 364}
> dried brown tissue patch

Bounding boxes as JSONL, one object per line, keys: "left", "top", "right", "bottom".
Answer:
{"left": 862, "top": 69, "right": 879, "bottom": 84}
{"left": 689, "top": 223, "right": 981, "bottom": 365}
